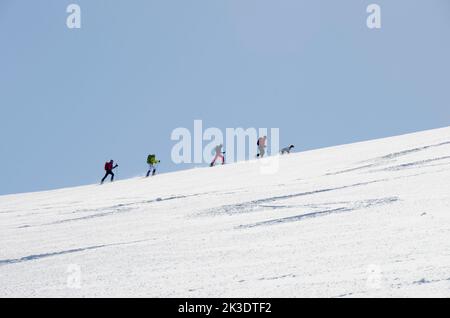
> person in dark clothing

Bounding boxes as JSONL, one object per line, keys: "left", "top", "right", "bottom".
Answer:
{"left": 101, "top": 160, "right": 118, "bottom": 184}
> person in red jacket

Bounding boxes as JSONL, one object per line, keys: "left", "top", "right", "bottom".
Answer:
{"left": 256, "top": 136, "right": 267, "bottom": 158}
{"left": 101, "top": 160, "right": 118, "bottom": 184}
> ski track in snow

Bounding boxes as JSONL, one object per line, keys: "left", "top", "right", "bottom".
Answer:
{"left": 327, "top": 140, "right": 450, "bottom": 176}
{"left": 1, "top": 127, "right": 450, "bottom": 297}
{"left": 375, "top": 141, "right": 450, "bottom": 161}
{"left": 237, "top": 197, "right": 400, "bottom": 229}
{"left": 29, "top": 192, "right": 214, "bottom": 227}
{"left": 370, "top": 156, "right": 450, "bottom": 173}
{"left": 0, "top": 239, "right": 151, "bottom": 267}
{"left": 196, "top": 180, "right": 386, "bottom": 217}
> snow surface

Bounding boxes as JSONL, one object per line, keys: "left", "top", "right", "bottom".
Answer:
{"left": 1, "top": 127, "right": 450, "bottom": 297}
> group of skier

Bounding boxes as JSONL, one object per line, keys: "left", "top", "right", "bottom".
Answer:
{"left": 100, "top": 137, "right": 294, "bottom": 183}
{"left": 209, "top": 136, "right": 268, "bottom": 167}
{"left": 100, "top": 154, "right": 160, "bottom": 184}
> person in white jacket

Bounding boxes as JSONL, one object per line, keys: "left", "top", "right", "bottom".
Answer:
{"left": 210, "top": 144, "right": 225, "bottom": 167}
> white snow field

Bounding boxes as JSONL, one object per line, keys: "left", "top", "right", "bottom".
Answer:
{"left": 1, "top": 127, "right": 450, "bottom": 298}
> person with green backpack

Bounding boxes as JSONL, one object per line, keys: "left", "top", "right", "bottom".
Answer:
{"left": 146, "top": 154, "right": 160, "bottom": 177}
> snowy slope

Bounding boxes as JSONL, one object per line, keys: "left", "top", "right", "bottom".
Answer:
{"left": 1, "top": 127, "right": 450, "bottom": 297}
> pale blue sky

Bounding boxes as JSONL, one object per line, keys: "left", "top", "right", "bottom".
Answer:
{"left": 0, "top": 0, "right": 449, "bottom": 195}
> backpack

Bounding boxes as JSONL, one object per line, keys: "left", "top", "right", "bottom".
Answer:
{"left": 104, "top": 162, "right": 112, "bottom": 171}
{"left": 147, "top": 154, "right": 156, "bottom": 164}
